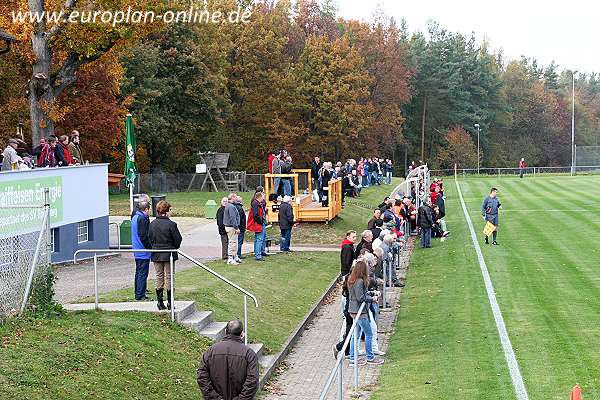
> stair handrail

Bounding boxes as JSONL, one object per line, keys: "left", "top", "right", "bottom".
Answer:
{"left": 177, "top": 250, "right": 259, "bottom": 307}
{"left": 73, "top": 248, "right": 259, "bottom": 344}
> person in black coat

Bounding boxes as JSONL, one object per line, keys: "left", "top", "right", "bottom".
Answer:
{"left": 354, "top": 230, "right": 373, "bottom": 256}
{"left": 149, "top": 200, "right": 182, "bottom": 310}
{"left": 278, "top": 196, "right": 295, "bottom": 252}
{"left": 320, "top": 162, "right": 333, "bottom": 207}
{"left": 340, "top": 230, "right": 357, "bottom": 276}
{"left": 417, "top": 199, "right": 434, "bottom": 249}
{"left": 216, "top": 197, "right": 229, "bottom": 260}
{"left": 234, "top": 195, "right": 247, "bottom": 259}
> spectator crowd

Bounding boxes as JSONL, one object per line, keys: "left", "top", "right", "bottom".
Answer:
{"left": 1, "top": 131, "right": 85, "bottom": 171}
{"left": 333, "top": 171, "right": 449, "bottom": 366}
{"left": 125, "top": 158, "right": 447, "bottom": 400}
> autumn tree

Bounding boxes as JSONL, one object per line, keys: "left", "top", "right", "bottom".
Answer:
{"left": 436, "top": 126, "right": 479, "bottom": 169}
{"left": 1, "top": 0, "right": 163, "bottom": 144}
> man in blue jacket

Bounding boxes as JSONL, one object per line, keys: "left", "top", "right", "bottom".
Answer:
{"left": 132, "top": 200, "right": 152, "bottom": 300}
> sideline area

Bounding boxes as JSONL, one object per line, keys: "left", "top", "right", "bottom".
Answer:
{"left": 1, "top": 177, "right": 397, "bottom": 399}
{"left": 373, "top": 174, "right": 600, "bottom": 399}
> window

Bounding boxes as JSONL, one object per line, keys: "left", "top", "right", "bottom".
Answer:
{"left": 50, "top": 228, "right": 59, "bottom": 253}
{"left": 77, "top": 221, "right": 89, "bottom": 244}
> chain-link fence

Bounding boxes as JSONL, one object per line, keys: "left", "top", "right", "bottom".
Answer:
{"left": 108, "top": 172, "right": 314, "bottom": 194}
{"left": 575, "top": 146, "right": 600, "bottom": 168}
{"left": 0, "top": 201, "right": 50, "bottom": 317}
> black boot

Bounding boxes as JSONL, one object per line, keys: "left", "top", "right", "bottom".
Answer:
{"left": 484, "top": 236, "right": 489, "bottom": 245}
{"left": 166, "top": 290, "right": 172, "bottom": 310}
{"left": 156, "top": 289, "right": 167, "bottom": 310}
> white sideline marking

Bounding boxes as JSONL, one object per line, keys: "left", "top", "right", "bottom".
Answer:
{"left": 455, "top": 179, "right": 529, "bottom": 400}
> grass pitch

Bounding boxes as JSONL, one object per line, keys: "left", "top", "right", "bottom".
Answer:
{"left": 373, "top": 174, "right": 600, "bottom": 400}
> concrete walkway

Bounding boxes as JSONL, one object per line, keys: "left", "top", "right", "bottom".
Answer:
{"left": 55, "top": 217, "right": 338, "bottom": 304}
{"left": 261, "top": 240, "right": 413, "bottom": 400}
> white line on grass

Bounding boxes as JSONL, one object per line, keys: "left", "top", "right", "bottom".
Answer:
{"left": 454, "top": 178, "right": 530, "bottom": 400}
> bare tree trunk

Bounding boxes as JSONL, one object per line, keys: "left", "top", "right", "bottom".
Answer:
{"left": 420, "top": 95, "right": 427, "bottom": 162}
{"left": 28, "top": 0, "right": 55, "bottom": 144}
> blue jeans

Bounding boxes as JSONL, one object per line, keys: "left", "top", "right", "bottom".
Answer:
{"left": 365, "top": 173, "right": 371, "bottom": 187}
{"left": 371, "top": 172, "right": 379, "bottom": 185}
{"left": 237, "top": 231, "right": 245, "bottom": 257}
{"left": 273, "top": 177, "right": 281, "bottom": 195}
{"left": 282, "top": 180, "right": 292, "bottom": 197}
{"left": 280, "top": 228, "right": 292, "bottom": 251}
{"left": 254, "top": 231, "right": 264, "bottom": 260}
{"left": 134, "top": 258, "right": 150, "bottom": 299}
{"left": 261, "top": 223, "right": 268, "bottom": 255}
{"left": 349, "top": 315, "right": 374, "bottom": 361}
{"left": 386, "top": 172, "right": 392, "bottom": 184}
{"left": 421, "top": 228, "right": 431, "bottom": 248}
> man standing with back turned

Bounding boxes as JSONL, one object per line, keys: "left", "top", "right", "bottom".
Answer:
{"left": 482, "top": 187, "right": 502, "bottom": 245}
{"left": 197, "top": 319, "right": 259, "bottom": 400}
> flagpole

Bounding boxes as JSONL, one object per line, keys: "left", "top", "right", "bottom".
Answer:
{"left": 129, "top": 183, "right": 134, "bottom": 214}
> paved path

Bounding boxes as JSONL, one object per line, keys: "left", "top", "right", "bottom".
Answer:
{"left": 261, "top": 240, "right": 413, "bottom": 400}
{"left": 55, "top": 217, "right": 338, "bottom": 304}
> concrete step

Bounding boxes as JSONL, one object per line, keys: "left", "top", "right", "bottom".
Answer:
{"left": 247, "top": 342, "right": 264, "bottom": 358}
{"left": 199, "top": 321, "right": 228, "bottom": 341}
{"left": 181, "top": 310, "right": 213, "bottom": 331}
{"left": 174, "top": 301, "right": 197, "bottom": 322}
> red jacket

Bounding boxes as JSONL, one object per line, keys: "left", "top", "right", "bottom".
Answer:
{"left": 60, "top": 143, "right": 74, "bottom": 165}
{"left": 268, "top": 154, "right": 275, "bottom": 173}
{"left": 519, "top": 160, "right": 526, "bottom": 169}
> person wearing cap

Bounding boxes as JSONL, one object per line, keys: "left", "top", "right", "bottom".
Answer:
{"left": 278, "top": 195, "right": 295, "bottom": 252}
{"left": 1, "top": 139, "right": 20, "bottom": 171}
{"left": 481, "top": 187, "right": 501, "bottom": 245}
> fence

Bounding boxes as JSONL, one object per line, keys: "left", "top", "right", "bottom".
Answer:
{"left": 0, "top": 189, "right": 51, "bottom": 317}
{"left": 430, "top": 165, "right": 600, "bottom": 177}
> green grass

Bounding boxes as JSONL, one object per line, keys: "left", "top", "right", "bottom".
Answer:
{"left": 111, "top": 181, "right": 398, "bottom": 245}
{"left": 109, "top": 191, "right": 253, "bottom": 217}
{"left": 373, "top": 175, "right": 600, "bottom": 399}
{"left": 83, "top": 251, "right": 338, "bottom": 354}
{"left": 0, "top": 252, "right": 339, "bottom": 399}
{"left": 0, "top": 312, "right": 212, "bottom": 399}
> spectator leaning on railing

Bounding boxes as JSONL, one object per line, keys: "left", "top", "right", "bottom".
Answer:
{"left": 347, "top": 260, "right": 384, "bottom": 366}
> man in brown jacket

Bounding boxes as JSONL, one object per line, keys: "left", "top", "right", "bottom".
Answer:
{"left": 197, "top": 320, "right": 259, "bottom": 400}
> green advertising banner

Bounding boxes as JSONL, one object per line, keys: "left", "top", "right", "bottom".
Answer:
{"left": 0, "top": 176, "right": 64, "bottom": 235}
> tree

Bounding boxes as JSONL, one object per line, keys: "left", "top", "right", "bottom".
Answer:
{"left": 121, "top": 22, "right": 230, "bottom": 172}
{"left": 2, "top": 0, "right": 162, "bottom": 144}
{"left": 436, "top": 126, "right": 479, "bottom": 169}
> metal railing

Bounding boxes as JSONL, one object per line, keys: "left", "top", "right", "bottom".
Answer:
{"left": 430, "top": 165, "right": 600, "bottom": 177}
{"left": 319, "top": 301, "right": 367, "bottom": 399}
{"left": 73, "top": 248, "right": 259, "bottom": 344}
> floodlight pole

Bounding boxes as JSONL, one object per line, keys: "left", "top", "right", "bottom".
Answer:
{"left": 474, "top": 124, "right": 480, "bottom": 174}
{"left": 571, "top": 71, "right": 577, "bottom": 175}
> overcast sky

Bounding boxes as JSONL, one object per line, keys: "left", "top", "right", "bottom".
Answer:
{"left": 337, "top": 0, "right": 598, "bottom": 74}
